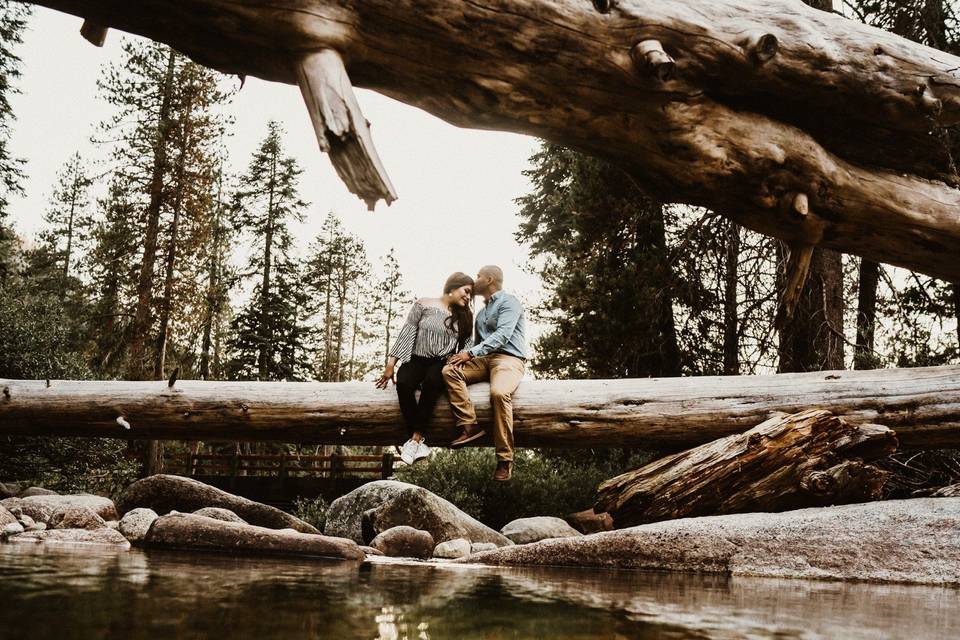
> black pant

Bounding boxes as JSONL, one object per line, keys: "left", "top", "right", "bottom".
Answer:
{"left": 396, "top": 355, "right": 447, "bottom": 437}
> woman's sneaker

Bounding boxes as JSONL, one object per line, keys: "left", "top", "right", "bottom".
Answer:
{"left": 399, "top": 439, "right": 419, "bottom": 465}
{"left": 413, "top": 440, "right": 430, "bottom": 463}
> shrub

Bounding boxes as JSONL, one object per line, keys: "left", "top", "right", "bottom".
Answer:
{"left": 395, "top": 447, "right": 654, "bottom": 530}
{"left": 293, "top": 495, "right": 330, "bottom": 531}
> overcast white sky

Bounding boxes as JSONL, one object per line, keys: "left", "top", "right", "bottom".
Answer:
{"left": 6, "top": 8, "right": 544, "bottom": 309}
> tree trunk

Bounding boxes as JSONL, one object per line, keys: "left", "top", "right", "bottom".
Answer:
{"left": 3, "top": 365, "right": 959, "bottom": 448}
{"left": 258, "top": 153, "right": 276, "bottom": 380}
{"left": 723, "top": 221, "right": 740, "bottom": 375}
{"left": 153, "top": 139, "right": 187, "bottom": 380}
{"left": 126, "top": 48, "right": 175, "bottom": 381}
{"left": 778, "top": 247, "right": 845, "bottom": 372}
{"left": 854, "top": 259, "right": 880, "bottom": 370}
{"left": 595, "top": 409, "right": 896, "bottom": 528}
{"left": 953, "top": 284, "right": 960, "bottom": 353}
{"left": 26, "top": 0, "right": 960, "bottom": 283}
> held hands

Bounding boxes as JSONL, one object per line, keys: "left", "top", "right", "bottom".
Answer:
{"left": 375, "top": 366, "right": 396, "bottom": 389}
{"left": 447, "top": 351, "right": 473, "bottom": 368}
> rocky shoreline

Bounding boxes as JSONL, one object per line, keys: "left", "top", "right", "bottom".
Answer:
{"left": 3, "top": 476, "right": 959, "bottom": 586}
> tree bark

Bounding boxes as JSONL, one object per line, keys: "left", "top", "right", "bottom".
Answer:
{"left": 723, "top": 221, "right": 740, "bottom": 375}
{"left": 778, "top": 247, "right": 845, "bottom": 372}
{"left": 2, "top": 365, "right": 959, "bottom": 448}
{"left": 595, "top": 409, "right": 896, "bottom": 528}
{"left": 25, "top": 0, "right": 960, "bottom": 282}
{"left": 854, "top": 259, "right": 880, "bottom": 370}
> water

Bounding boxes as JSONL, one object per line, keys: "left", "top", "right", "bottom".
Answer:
{"left": 0, "top": 543, "right": 957, "bottom": 639}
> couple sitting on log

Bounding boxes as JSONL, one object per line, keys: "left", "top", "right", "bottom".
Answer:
{"left": 375, "top": 265, "right": 527, "bottom": 481}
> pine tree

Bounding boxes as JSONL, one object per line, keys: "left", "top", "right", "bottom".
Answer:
{"left": 226, "top": 121, "right": 308, "bottom": 381}
{"left": 37, "top": 152, "right": 93, "bottom": 293}
{"left": 0, "top": 1, "right": 28, "bottom": 284}
{"left": 372, "top": 248, "right": 409, "bottom": 368}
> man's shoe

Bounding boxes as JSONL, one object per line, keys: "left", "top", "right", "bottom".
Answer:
{"left": 493, "top": 460, "right": 512, "bottom": 482}
{"left": 450, "top": 424, "right": 486, "bottom": 448}
{"left": 399, "top": 439, "right": 418, "bottom": 465}
{"left": 413, "top": 440, "right": 430, "bottom": 463}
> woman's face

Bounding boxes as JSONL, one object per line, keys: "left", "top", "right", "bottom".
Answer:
{"left": 449, "top": 284, "right": 473, "bottom": 307}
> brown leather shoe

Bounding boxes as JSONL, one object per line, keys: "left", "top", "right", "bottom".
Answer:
{"left": 493, "top": 460, "right": 512, "bottom": 481}
{"left": 450, "top": 424, "right": 486, "bottom": 448}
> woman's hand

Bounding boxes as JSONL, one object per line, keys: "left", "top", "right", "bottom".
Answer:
{"left": 375, "top": 366, "right": 396, "bottom": 389}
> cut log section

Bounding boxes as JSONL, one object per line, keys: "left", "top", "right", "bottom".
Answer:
{"left": 1, "top": 365, "right": 958, "bottom": 448}
{"left": 595, "top": 409, "right": 898, "bottom": 529}
{"left": 21, "top": 0, "right": 960, "bottom": 280}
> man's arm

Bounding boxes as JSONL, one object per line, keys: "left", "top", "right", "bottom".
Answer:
{"left": 468, "top": 297, "right": 522, "bottom": 357}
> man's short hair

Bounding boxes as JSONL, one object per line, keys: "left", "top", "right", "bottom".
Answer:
{"left": 480, "top": 265, "right": 504, "bottom": 287}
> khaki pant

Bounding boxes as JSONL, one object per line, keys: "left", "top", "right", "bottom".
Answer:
{"left": 442, "top": 354, "right": 525, "bottom": 462}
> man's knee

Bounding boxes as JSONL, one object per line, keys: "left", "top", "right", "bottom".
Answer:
{"left": 442, "top": 364, "right": 460, "bottom": 382}
{"left": 490, "top": 387, "right": 512, "bottom": 403}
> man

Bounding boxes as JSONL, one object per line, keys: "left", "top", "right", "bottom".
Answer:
{"left": 443, "top": 265, "right": 527, "bottom": 481}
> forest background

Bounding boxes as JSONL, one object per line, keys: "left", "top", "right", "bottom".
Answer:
{"left": 0, "top": 0, "right": 958, "bottom": 529}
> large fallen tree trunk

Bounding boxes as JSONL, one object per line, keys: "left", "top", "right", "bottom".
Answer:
{"left": 595, "top": 409, "right": 898, "bottom": 528}
{"left": 1, "top": 365, "right": 958, "bottom": 447}
{"left": 20, "top": 0, "right": 960, "bottom": 282}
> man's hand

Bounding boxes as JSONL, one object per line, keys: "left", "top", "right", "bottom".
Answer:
{"left": 447, "top": 352, "right": 473, "bottom": 368}
{"left": 375, "top": 366, "right": 396, "bottom": 389}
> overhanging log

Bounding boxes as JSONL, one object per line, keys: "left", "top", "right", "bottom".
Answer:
{"left": 1, "top": 365, "right": 959, "bottom": 448}
{"left": 20, "top": 0, "right": 960, "bottom": 281}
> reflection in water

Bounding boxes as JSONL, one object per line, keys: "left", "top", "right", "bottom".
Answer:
{"left": 0, "top": 543, "right": 957, "bottom": 639}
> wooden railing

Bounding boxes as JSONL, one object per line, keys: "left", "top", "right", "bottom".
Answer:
{"left": 166, "top": 452, "right": 394, "bottom": 480}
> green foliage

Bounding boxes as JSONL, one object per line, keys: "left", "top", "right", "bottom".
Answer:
{"left": 292, "top": 495, "right": 329, "bottom": 531}
{"left": 395, "top": 448, "right": 654, "bottom": 530}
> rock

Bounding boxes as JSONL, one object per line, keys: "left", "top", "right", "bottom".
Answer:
{"left": 17, "top": 514, "right": 37, "bottom": 530}
{"left": 370, "top": 526, "right": 434, "bottom": 559}
{"left": 325, "top": 480, "right": 511, "bottom": 547}
{"left": 11, "top": 527, "right": 131, "bottom": 549}
{"left": 0, "top": 494, "right": 118, "bottom": 524}
{"left": 360, "top": 545, "right": 384, "bottom": 556}
{"left": 31, "top": 522, "right": 47, "bottom": 532}
{"left": 0, "top": 481, "right": 23, "bottom": 499}
{"left": 2, "top": 521, "right": 24, "bottom": 538}
{"left": 118, "top": 508, "right": 159, "bottom": 543}
{"left": 144, "top": 513, "right": 363, "bottom": 560}
{"left": 470, "top": 542, "right": 497, "bottom": 554}
{"left": 118, "top": 475, "right": 318, "bottom": 534}
{"left": 106, "top": 521, "right": 120, "bottom": 530}
{"left": 192, "top": 507, "right": 246, "bottom": 523}
{"left": 0, "top": 506, "right": 16, "bottom": 528}
{"left": 931, "top": 483, "right": 960, "bottom": 497}
{"left": 433, "top": 538, "right": 471, "bottom": 559}
{"left": 501, "top": 516, "right": 583, "bottom": 545}
{"left": 566, "top": 509, "right": 614, "bottom": 534}
{"left": 466, "top": 498, "right": 960, "bottom": 585}
{"left": 18, "top": 486, "right": 58, "bottom": 497}
{"left": 50, "top": 506, "right": 108, "bottom": 531}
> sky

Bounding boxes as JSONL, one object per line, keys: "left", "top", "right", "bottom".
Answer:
{"left": 6, "top": 8, "right": 544, "bottom": 311}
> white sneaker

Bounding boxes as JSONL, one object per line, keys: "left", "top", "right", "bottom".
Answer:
{"left": 399, "top": 439, "right": 418, "bottom": 465}
{"left": 413, "top": 440, "right": 430, "bottom": 463}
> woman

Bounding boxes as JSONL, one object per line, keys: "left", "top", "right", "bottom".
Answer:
{"left": 375, "top": 272, "right": 474, "bottom": 465}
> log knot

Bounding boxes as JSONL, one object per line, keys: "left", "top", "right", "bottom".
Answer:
{"left": 743, "top": 32, "right": 779, "bottom": 64}
{"left": 631, "top": 40, "right": 676, "bottom": 83}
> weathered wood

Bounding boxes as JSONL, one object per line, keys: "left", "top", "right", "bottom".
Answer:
{"left": 1, "top": 365, "right": 959, "bottom": 447}
{"left": 595, "top": 409, "right": 897, "bottom": 528}
{"left": 22, "top": 0, "right": 960, "bottom": 281}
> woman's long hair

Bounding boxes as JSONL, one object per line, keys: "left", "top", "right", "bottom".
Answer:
{"left": 443, "top": 272, "right": 475, "bottom": 351}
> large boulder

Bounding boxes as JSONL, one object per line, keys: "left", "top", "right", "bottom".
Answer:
{"left": 10, "top": 527, "right": 131, "bottom": 549}
{"left": 565, "top": 509, "right": 614, "bottom": 534}
{"left": 501, "top": 516, "right": 583, "bottom": 545}
{"left": 0, "top": 481, "right": 23, "bottom": 499}
{"left": 465, "top": 498, "right": 960, "bottom": 585}
{"left": 144, "top": 513, "right": 363, "bottom": 560}
{"left": 118, "top": 508, "right": 159, "bottom": 543}
{"left": 117, "top": 475, "right": 318, "bottom": 534}
{"left": 0, "top": 494, "right": 118, "bottom": 524}
{"left": 2, "top": 521, "right": 24, "bottom": 538}
{"left": 18, "top": 486, "right": 58, "bottom": 497}
{"left": 0, "top": 505, "right": 16, "bottom": 528}
{"left": 325, "top": 480, "right": 512, "bottom": 547}
{"left": 50, "top": 506, "right": 108, "bottom": 531}
{"left": 192, "top": 507, "right": 246, "bottom": 523}
{"left": 370, "top": 525, "right": 434, "bottom": 559}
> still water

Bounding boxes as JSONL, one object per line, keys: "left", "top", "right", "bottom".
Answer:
{"left": 0, "top": 543, "right": 957, "bottom": 639}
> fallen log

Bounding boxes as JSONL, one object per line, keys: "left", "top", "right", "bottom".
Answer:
{"left": 1, "top": 365, "right": 959, "bottom": 448}
{"left": 21, "top": 0, "right": 960, "bottom": 282}
{"left": 594, "top": 409, "right": 897, "bottom": 528}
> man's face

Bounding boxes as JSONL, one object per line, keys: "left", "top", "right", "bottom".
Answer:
{"left": 474, "top": 271, "right": 491, "bottom": 295}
